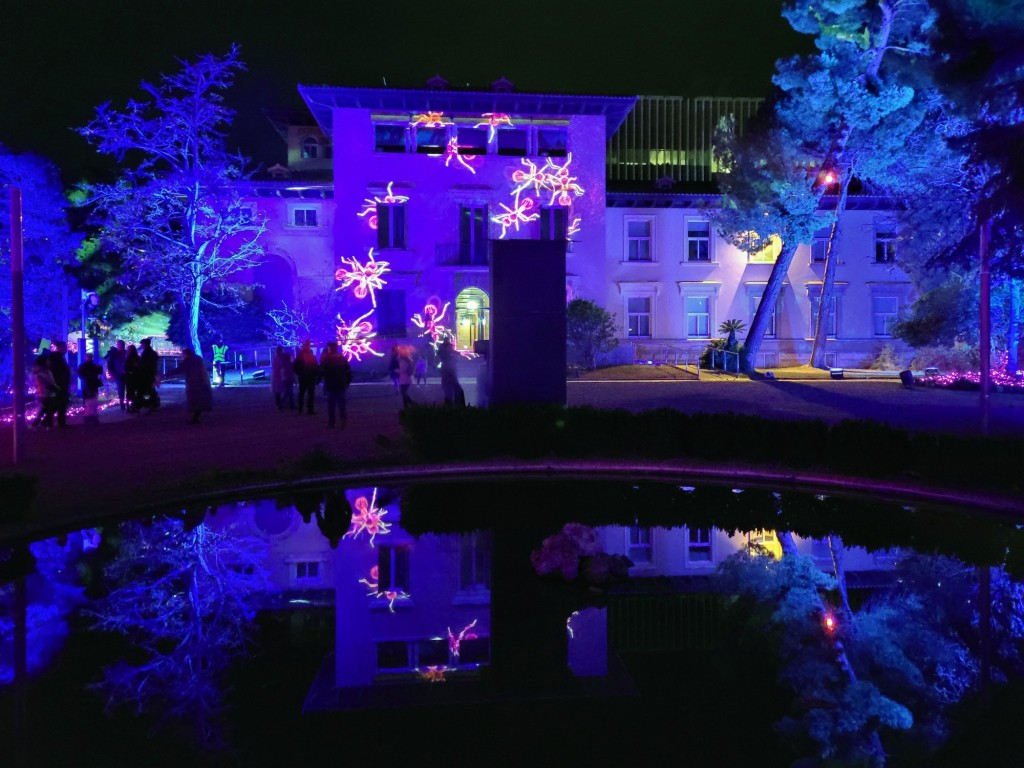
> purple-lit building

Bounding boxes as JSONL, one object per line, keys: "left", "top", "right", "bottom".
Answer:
{"left": 243, "top": 83, "right": 914, "bottom": 370}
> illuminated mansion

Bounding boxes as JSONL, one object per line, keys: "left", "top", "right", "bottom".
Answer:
{"left": 243, "top": 82, "right": 914, "bottom": 369}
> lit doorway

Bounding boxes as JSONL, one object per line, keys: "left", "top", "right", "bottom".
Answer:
{"left": 455, "top": 288, "right": 489, "bottom": 352}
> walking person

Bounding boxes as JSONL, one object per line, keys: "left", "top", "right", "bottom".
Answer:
{"left": 438, "top": 336, "right": 465, "bottom": 407}
{"left": 387, "top": 345, "right": 400, "bottom": 392}
{"left": 30, "top": 348, "right": 58, "bottom": 428}
{"left": 104, "top": 339, "right": 127, "bottom": 410}
{"left": 319, "top": 340, "right": 352, "bottom": 428}
{"left": 271, "top": 345, "right": 296, "bottom": 410}
{"left": 397, "top": 347, "right": 414, "bottom": 409}
{"left": 293, "top": 339, "right": 320, "bottom": 415}
{"left": 124, "top": 344, "right": 141, "bottom": 413}
{"left": 137, "top": 337, "right": 161, "bottom": 412}
{"left": 414, "top": 354, "right": 427, "bottom": 386}
{"left": 180, "top": 348, "right": 213, "bottom": 424}
{"left": 48, "top": 341, "right": 73, "bottom": 428}
{"left": 212, "top": 339, "right": 229, "bottom": 388}
{"left": 77, "top": 351, "right": 104, "bottom": 425}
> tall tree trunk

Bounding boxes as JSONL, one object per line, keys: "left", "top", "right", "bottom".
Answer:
{"left": 1007, "top": 277, "right": 1020, "bottom": 376}
{"left": 810, "top": 175, "right": 853, "bottom": 368}
{"left": 189, "top": 278, "right": 204, "bottom": 358}
{"left": 742, "top": 243, "right": 799, "bottom": 373}
{"left": 827, "top": 535, "right": 855, "bottom": 623}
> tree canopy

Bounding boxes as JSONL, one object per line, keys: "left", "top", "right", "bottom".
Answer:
{"left": 77, "top": 45, "right": 267, "bottom": 357}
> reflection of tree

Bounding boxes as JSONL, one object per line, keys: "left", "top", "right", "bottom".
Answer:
{"left": 89, "top": 517, "right": 268, "bottom": 749}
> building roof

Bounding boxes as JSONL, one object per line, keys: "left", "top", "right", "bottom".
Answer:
{"left": 297, "top": 85, "right": 638, "bottom": 137}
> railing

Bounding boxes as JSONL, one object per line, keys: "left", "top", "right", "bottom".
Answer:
{"left": 435, "top": 242, "right": 489, "bottom": 267}
{"left": 630, "top": 342, "right": 700, "bottom": 376}
{"left": 709, "top": 348, "right": 742, "bottom": 378}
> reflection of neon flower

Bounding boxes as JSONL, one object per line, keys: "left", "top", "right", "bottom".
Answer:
{"left": 417, "top": 665, "right": 448, "bottom": 683}
{"left": 337, "top": 309, "right": 385, "bottom": 361}
{"left": 411, "top": 111, "right": 447, "bottom": 127}
{"left": 433, "top": 137, "right": 477, "bottom": 173}
{"left": 335, "top": 249, "right": 391, "bottom": 307}
{"left": 567, "top": 216, "right": 582, "bottom": 239}
{"left": 357, "top": 182, "right": 409, "bottom": 230}
{"left": 511, "top": 158, "right": 553, "bottom": 196}
{"left": 344, "top": 488, "right": 391, "bottom": 546}
{"left": 475, "top": 112, "right": 513, "bottom": 142}
{"left": 491, "top": 192, "right": 539, "bottom": 239}
{"left": 359, "top": 567, "right": 412, "bottom": 612}
{"left": 446, "top": 619, "right": 478, "bottom": 658}
{"left": 411, "top": 301, "right": 451, "bottom": 349}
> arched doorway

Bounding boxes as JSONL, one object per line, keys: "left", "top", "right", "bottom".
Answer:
{"left": 455, "top": 287, "right": 489, "bottom": 352}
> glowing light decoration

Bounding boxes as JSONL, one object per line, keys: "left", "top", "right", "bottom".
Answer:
{"left": 357, "top": 182, "right": 409, "bottom": 230}
{"left": 411, "top": 301, "right": 452, "bottom": 350}
{"left": 543, "top": 154, "right": 585, "bottom": 206}
{"left": 475, "top": 112, "right": 514, "bottom": 142}
{"left": 359, "top": 566, "right": 411, "bottom": 612}
{"left": 336, "top": 309, "right": 385, "bottom": 361}
{"left": 344, "top": 488, "right": 391, "bottom": 546}
{"left": 436, "top": 619, "right": 478, "bottom": 659}
{"left": 411, "top": 111, "right": 447, "bottom": 128}
{"left": 433, "top": 137, "right": 478, "bottom": 173}
{"left": 491, "top": 191, "right": 539, "bottom": 239}
{"left": 567, "top": 216, "right": 581, "bottom": 239}
{"left": 511, "top": 158, "right": 554, "bottom": 196}
{"left": 417, "top": 665, "right": 448, "bottom": 683}
{"left": 824, "top": 613, "right": 837, "bottom": 635}
{"left": 566, "top": 611, "right": 580, "bottom": 639}
{"left": 334, "top": 249, "right": 391, "bottom": 307}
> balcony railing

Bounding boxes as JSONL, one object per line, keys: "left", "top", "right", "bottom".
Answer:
{"left": 435, "top": 242, "right": 490, "bottom": 267}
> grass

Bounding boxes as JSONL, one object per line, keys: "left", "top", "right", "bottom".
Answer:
{"left": 576, "top": 363, "right": 838, "bottom": 381}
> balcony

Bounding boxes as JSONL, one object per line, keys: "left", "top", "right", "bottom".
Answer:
{"left": 436, "top": 242, "right": 490, "bottom": 267}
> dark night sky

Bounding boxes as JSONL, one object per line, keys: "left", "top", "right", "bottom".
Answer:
{"left": 0, "top": 0, "right": 812, "bottom": 183}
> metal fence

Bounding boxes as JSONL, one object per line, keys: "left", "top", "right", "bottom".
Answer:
{"left": 630, "top": 342, "right": 700, "bottom": 375}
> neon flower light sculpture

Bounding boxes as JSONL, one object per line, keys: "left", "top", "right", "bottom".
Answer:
{"left": 491, "top": 191, "right": 539, "bottom": 239}
{"left": 344, "top": 488, "right": 391, "bottom": 546}
{"left": 443, "top": 619, "right": 478, "bottom": 658}
{"left": 359, "top": 565, "right": 411, "bottom": 612}
{"left": 417, "top": 665, "right": 448, "bottom": 683}
{"left": 411, "top": 110, "right": 447, "bottom": 128}
{"left": 335, "top": 249, "right": 391, "bottom": 307}
{"left": 411, "top": 300, "right": 451, "bottom": 349}
{"left": 475, "top": 112, "right": 513, "bottom": 142}
{"left": 433, "top": 137, "right": 478, "bottom": 173}
{"left": 357, "top": 182, "right": 409, "bottom": 230}
{"left": 567, "top": 216, "right": 582, "bottom": 239}
{"left": 542, "top": 154, "right": 585, "bottom": 206}
{"left": 336, "top": 309, "right": 385, "bottom": 361}
{"left": 511, "top": 158, "right": 553, "bottom": 196}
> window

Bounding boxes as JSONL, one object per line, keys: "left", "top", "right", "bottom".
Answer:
{"left": 415, "top": 125, "right": 448, "bottom": 154}
{"left": 459, "top": 531, "right": 492, "bottom": 593}
{"left": 378, "top": 545, "right": 410, "bottom": 592}
{"left": 811, "top": 226, "right": 831, "bottom": 263}
{"left": 537, "top": 127, "right": 568, "bottom": 157}
{"left": 741, "top": 232, "right": 778, "bottom": 263}
{"left": 872, "top": 296, "right": 899, "bottom": 337}
{"left": 374, "top": 123, "right": 408, "bottom": 153}
{"left": 496, "top": 126, "right": 529, "bottom": 156}
{"left": 875, "top": 231, "right": 898, "bottom": 264}
{"left": 686, "top": 220, "right": 711, "bottom": 262}
{"left": 459, "top": 204, "right": 489, "bottom": 265}
{"left": 626, "top": 219, "right": 653, "bottom": 262}
{"left": 377, "top": 202, "right": 407, "bottom": 249}
{"left": 687, "top": 527, "right": 712, "bottom": 563}
{"left": 627, "top": 297, "right": 652, "bottom": 338}
{"left": 456, "top": 126, "right": 488, "bottom": 154}
{"left": 749, "top": 294, "right": 776, "bottom": 338}
{"left": 376, "top": 289, "right": 407, "bottom": 337}
{"left": 301, "top": 136, "right": 320, "bottom": 159}
{"left": 810, "top": 295, "right": 838, "bottom": 338}
{"left": 294, "top": 561, "right": 319, "bottom": 579}
{"left": 540, "top": 206, "right": 568, "bottom": 241}
{"left": 685, "top": 296, "right": 711, "bottom": 338}
{"left": 627, "top": 526, "right": 653, "bottom": 565}
{"left": 292, "top": 207, "right": 319, "bottom": 227}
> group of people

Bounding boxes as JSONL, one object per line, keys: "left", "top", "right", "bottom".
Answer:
{"left": 271, "top": 340, "right": 353, "bottom": 428}
{"left": 102, "top": 338, "right": 163, "bottom": 415}
{"left": 386, "top": 338, "right": 465, "bottom": 409}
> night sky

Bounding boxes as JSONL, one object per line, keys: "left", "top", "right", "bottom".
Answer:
{"left": 0, "top": 0, "right": 811, "bottom": 183}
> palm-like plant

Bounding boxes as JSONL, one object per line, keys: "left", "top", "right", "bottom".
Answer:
{"left": 719, "top": 319, "right": 747, "bottom": 349}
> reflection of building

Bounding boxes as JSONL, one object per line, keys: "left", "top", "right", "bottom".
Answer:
{"left": 241, "top": 84, "right": 913, "bottom": 369}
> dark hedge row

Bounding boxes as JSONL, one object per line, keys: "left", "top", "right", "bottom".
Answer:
{"left": 399, "top": 404, "right": 1023, "bottom": 495}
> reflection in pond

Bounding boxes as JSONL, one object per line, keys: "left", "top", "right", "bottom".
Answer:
{"left": 2, "top": 481, "right": 1024, "bottom": 766}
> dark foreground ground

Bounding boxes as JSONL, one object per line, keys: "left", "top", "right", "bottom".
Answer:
{"left": 2, "top": 372, "right": 1023, "bottom": 543}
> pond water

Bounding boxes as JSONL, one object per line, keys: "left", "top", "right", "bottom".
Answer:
{"left": 2, "top": 480, "right": 1023, "bottom": 767}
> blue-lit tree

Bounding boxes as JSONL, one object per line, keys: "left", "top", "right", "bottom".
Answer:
{"left": 0, "top": 145, "right": 82, "bottom": 387}
{"left": 77, "top": 45, "right": 267, "bottom": 358}
{"left": 88, "top": 516, "right": 269, "bottom": 749}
